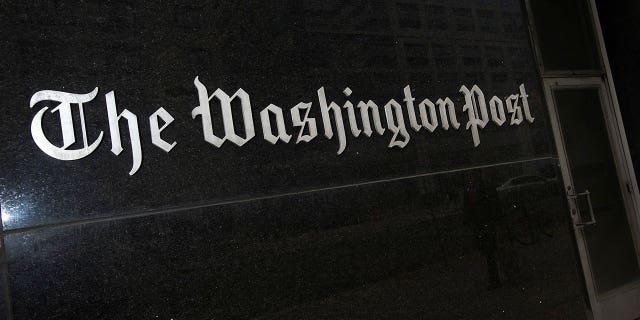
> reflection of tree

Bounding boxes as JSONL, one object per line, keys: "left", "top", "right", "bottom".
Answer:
{"left": 498, "top": 176, "right": 558, "bottom": 246}
{"left": 463, "top": 173, "right": 513, "bottom": 289}
{"left": 506, "top": 203, "right": 554, "bottom": 246}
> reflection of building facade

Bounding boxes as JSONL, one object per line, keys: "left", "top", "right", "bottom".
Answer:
{"left": 0, "top": 0, "right": 639, "bottom": 319}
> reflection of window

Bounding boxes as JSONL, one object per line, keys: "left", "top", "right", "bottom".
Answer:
{"left": 528, "top": 0, "right": 601, "bottom": 71}
{"left": 432, "top": 43, "right": 456, "bottom": 67}
{"left": 404, "top": 43, "right": 429, "bottom": 67}
{"left": 453, "top": 7, "right": 474, "bottom": 32}
{"left": 396, "top": 2, "right": 421, "bottom": 29}
{"left": 477, "top": 9, "right": 500, "bottom": 33}
{"left": 511, "top": 175, "right": 545, "bottom": 185}
{"left": 485, "top": 46, "right": 505, "bottom": 68}
{"left": 461, "top": 45, "right": 482, "bottom": 67}
{"left": 426, "top": 4, "right": 448, "bottom": 31}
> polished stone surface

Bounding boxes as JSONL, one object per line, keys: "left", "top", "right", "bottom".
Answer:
{"left": 0, "top": 0, "right": 588, "bottom": 319}
{"left": 0, "top": 0, "right": 552, "bottom": 229}
{"left": 0, "top": 251, "right": 8, "bottom": 320}
{"left": 5, "top": 162, "right": 586, "bottom": 319}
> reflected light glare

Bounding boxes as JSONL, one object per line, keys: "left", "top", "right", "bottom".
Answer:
{"left": 1, "top": 198, "right": 35, "bottom": 227}
{"left": 0, "top": 204, "right": 20, "bottom": 225}
{"left": 1, "top": 212, "right": 11, "bottom": 224}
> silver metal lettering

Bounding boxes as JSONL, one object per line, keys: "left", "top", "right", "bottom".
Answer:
{"left": 460, "top": 85, "right": 489, "bottom": 147}
{"left": 106, "top": 91, "right": 142, "bottom": 175}
{"left": 357, "top": 100, "right": 385, "bottom": 137}
{"left": 403, "top": 85, "right": 421, "bottom": 132}
{"left": 260, "top": 104, "right": 292, "bottom": 144}
{"left": 506, "top": 94, "right": 524, "bottom": 125}
{"left": 149, "top": 107, "right": 177, "bottom": 152}
{"left": 489, "top": 96, "right": 506, "bottom": 126}
{"left": 342, "top": 87, "right": 361, "bottom": 138}
{"left": 192, "top": 76, "right": 255, "bottom": 147}
{"left": 418, "top": 98, "right": 438, "bottom": 132}
{"left": 317, "top": 87, "right": 347, "bottom": 155}
{"left": 436, "top": 98, "right": 460, "bottom": 130}
{"left": 30, "top": 88, "right": 104, "bottom": 161}
{"left": 290, "top": 102, "right": 318, "bottom": 143}
{"left": 384, "top": 99, "right": 410, "bottom": 148}
{"left": 520, "top": 84, "right": 535, "bottom": 123}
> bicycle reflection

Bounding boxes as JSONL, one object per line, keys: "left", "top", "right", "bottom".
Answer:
{"left": 463, "top": 173, "right": 559, "bottom": 289}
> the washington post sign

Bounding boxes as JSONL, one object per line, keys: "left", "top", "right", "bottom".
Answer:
{"left": 29, "top": 77, "right": 534, "bottom": 175}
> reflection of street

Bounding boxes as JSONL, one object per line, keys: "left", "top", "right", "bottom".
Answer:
{"left": 260, "top": 229, "right": 586, "bottom": 320}
{"left": 463, "top": 173, "right": 512, "bottom": 289}
{"left": 462, "top": 174, "right": 565, "bottom": 290}
{"left": 498, "top": 176, "right": 560, "bottom": 246}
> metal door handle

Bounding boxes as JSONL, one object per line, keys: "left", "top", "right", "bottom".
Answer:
{"left": 568, "top": 190, "right": 596, "bottom": 226}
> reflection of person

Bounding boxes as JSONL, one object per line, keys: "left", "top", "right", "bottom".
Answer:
{"left": 463, "top": 172, "right": 507, "bottom": 289}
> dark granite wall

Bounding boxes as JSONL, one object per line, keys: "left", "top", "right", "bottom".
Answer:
{"left": 0, "top": 1, "right": 587, "bottom": 319}
{"left": 596, "top": 0, "right": 640, "bottom": 186}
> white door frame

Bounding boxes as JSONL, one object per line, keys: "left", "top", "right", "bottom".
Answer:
{"left": 542, "top": 76, "right": 640, "bottom": 319}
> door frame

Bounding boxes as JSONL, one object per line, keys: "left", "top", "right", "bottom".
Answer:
{"left": 542, "top": 76, "right": 640, "bottom": 319}
{"left": 522, "top": 0, "right": 640, "bottom": 212}
{"left": 589, "top": 0, "right": 640, "bottom": 231}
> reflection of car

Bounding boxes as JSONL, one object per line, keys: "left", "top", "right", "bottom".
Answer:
{"left": 497, "top": 175, "right": 554, "bottom": 194}
{"left": 497, "top": 175, "right": 557, "bottom": 204}
{"left": 497, "top": 175, "right": 560, "bottom": 245}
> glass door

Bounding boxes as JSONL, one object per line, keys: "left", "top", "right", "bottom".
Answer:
{"left": 543, "top": 77, "right": 640, "bottom": 319}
